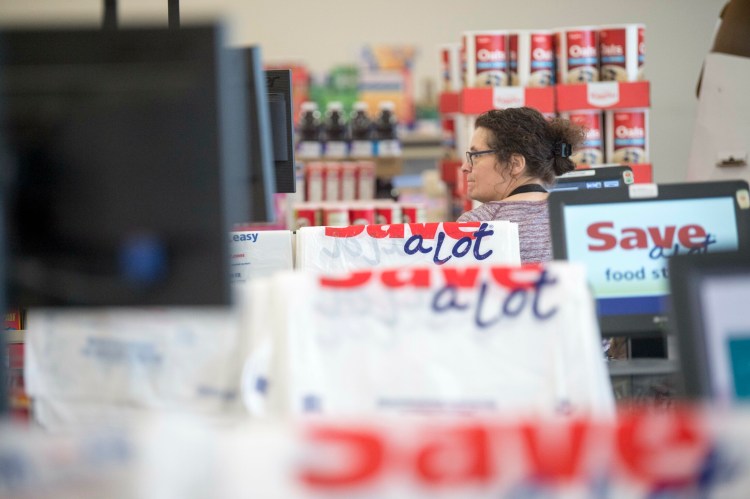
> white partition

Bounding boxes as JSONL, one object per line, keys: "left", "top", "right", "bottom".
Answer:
{"left": 688, "top": 53, "right": 750, "bottom": 183}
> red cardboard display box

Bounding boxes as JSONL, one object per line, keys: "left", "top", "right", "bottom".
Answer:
{"left": 556, "top": 81, "right": 650, "bottom": 111}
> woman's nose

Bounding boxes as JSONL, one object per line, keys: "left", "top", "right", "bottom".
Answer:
{"left": 460, "top": 160, "right": 471, "bottom": 173}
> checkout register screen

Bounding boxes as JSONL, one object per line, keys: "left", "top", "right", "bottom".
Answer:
{"left": 562, "top": 196, "right": 740, "bottom": 317}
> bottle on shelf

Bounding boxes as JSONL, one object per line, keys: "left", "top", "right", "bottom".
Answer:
{"left": 349, "top": 101, "right": 374, "bottom": 158}
{"left": 322, "top": 101, "right": 349, "bottom": 158}
{"left": 296, "top": 101, "right": 323, "bottom": 158}
{"left": 373, "top": 101, "right": 401, "bottom": 157}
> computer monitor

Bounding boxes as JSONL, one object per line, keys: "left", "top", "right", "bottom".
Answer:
{"left": 669, "top": 251, "right": 750, "bottom": 405}
{"left": 241, "top": 46, "right": 276, "bottom": 223}
{"left": 265, "top": 69, "right": 296, "bottom": 194}
{"left": 550, "top": 165, "right": 633, "bottom": 192}
{"left": 0, "top": 25, "right": 249, "bottom": 306}
{"left": 549, "top": 180, "right": 750, "bottom": 336}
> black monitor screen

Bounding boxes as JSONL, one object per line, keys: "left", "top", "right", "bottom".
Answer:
{"left": 0, "top": 25, "right": 248, "bottom": 306}
{"left": 265, "top": 69, "right": 296, "bottom": 194}
{"left": 241, "top": 46, "right": 276, "bottom": 223}
{"left": 550, "top": 165, "right": 633, "bottom": 192}
{"left": 549, "top": 181, "right": 750, "bottom": 336}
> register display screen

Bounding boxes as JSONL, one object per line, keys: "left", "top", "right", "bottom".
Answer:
{"left": 562, "top": 196, "right": 740, "bottom": 317}
{"left": 700, "top": 273, "right": 750, "bottom": 405}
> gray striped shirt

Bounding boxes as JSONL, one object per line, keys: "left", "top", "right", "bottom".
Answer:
{"left": 457, "top": 200, "right": 552, "bottom": 264}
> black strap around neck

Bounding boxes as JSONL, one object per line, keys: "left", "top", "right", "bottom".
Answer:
{"left": 507, "top": 183, "right": 548, "bottom": 198}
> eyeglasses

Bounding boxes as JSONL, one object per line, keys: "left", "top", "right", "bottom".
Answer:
{"left": 465, "top": 149, "right": 496, "bottom": 167}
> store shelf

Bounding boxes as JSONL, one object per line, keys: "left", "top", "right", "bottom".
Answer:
{"left": 401, "top": 132, "right": 443, "bottom": 160}
{"left": 3, "top": 329, "right": 25, "bottom": 344}
{"left": 608, "top": 358, "right": 679, "bottom": 377}
{"left": 556, "top": 81, "right": 650, "bottom": 112}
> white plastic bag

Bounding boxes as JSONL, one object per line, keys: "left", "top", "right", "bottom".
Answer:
{"left": 267, "top": 262, "right": 614, "bottom": 418}
{"left": 296, "top": 221, "right": 520, "bottom": 272}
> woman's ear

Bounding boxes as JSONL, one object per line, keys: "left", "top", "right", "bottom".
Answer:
{"left": 509, "top": 153, "right": 526, "bottom": 176}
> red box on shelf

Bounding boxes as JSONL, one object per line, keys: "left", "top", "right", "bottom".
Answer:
{"left": 438, "top": 92, "right": 461, "bottom": 114}
{"left": 4, "top": 309, "right": 22, "bottom": 330}
{"left": 440, "top": 159, "right": 463, "bottom": 185}
{"left": 460, "top": 87, "right": 555, "bottom": 115}
{"left": 556, "top": 81, "right": 650, "bottom": 111}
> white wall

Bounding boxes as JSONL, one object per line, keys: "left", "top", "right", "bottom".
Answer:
{"left": 0, "top": 0, "right": 727, "bottom": 182}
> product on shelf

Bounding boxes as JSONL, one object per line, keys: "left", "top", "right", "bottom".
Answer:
{"left": 324, "top": 162, "right": 342, "bottom": 202}
{"left": 296, "top": 101, "right": 323, "bottom": 158}
{"left": 340, "top": 162, "right": 357, "bottom": 201}
{"left": 303, "top": 160, "right": 377, "bottom": 203}
{"left": 321, "top": 203, "right": 350, "bottom": 227}
{"left": 348, "top": 204, "right": 376, "bottom": 225}
{"left": 462, "top": 30, "right": 510, "bottom": 88}
{"left": 441, "top": 116, "right": 457, "bottom": 152}
{"left": 599, "top": 24, "right": 645, "bottom": 82}
{"left": 373, "top": 101, "right": 401, "bottom": 157}
{"left": 322, "top": 101, "right": 349, "bottom": 158}
{"left": 605, "top": 108, "right": 649, "bottom": 164}
{"left": 291, "top": 200, "right": 421, "bottom": 229}
{"left": 5, "top": 308, "right": 22, "bottom": 330}
{"left": 305, "top": 162, "right": 325, "bottom": 202}
{"left": 357, "top": 160, "right": 376, "bottom": 200}
{"left": 374, "top": 200, "right": 402, "bottom": 224}
{"left": 509, "top": 30, "right": 555, "bottom": 87}
{"left": 561, "top": 110, "right": 605, "bottom": 165}
{"left": 438, "top": 42, "right": 462, "bottom": 92}
{"left": 349, "top": 101, "right": 374, "bottom": 157}
{"left": 401, "top": 203, "right": 427, "bottom": 224}
{"left": 294, "top": 203, "right": 322, "bottom": 229}
{"left": 556, "top": 26, "right": 600, "bottom": 84}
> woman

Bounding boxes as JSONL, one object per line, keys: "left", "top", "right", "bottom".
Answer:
{"left": 457, "top": 107, "right": 584, "bottom": 263}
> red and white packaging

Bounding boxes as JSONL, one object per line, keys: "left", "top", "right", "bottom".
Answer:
{"left": 304, "top": 162, "right": 325, "bottom": 202}
{"left": 5, "top": 309, "right": 22, "bottom": 330}
{"left": 321, "top": 204, "right": 350, "bottom": 227}
{"left": 340, "top": 162, "right": 357, "bottom": 201}
{"left": 562, "top": 110, "right": 605, "bottom": 165}
{"left": 374, "top": 201, "right": 402, "bottom": 224}
{"left": 438, "top": 42, "right": 462, "bottom": 92}
{"left": 348, "top": 203, "right": 376, "bottom": 226}
{"left": 637, "top": 25, "right": 645, "bottom": 80}
{"left": 441, "top": 116, "right": 456, "bottom": 151}
{"left": 605, "top": 108, "right": 649, "bottom": 164}
{"left": 356, "top": 161, "right": 376, "bottom": 200}
{"left": 460, "top": 36, "right": 467, "bottom": 87}
{"left": 556, "top": 26, "right": 599, "bottom": 84}
{"left": 509, "top": 30, "right": 555, "bottom": 87}
{"left": 294, "top": 203, "right": 321, "bottom": 230}
{"left": 599, "top": 24, "right": 644, "bottom": 82}
{"left": 463, "top": 30, "right": 509, "bottom": 88}
{"left": 324, "top": 162, "right": 341, "bottom": 202}
{"left": 400, "top": 203, "right": 426, "bottom": 224}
